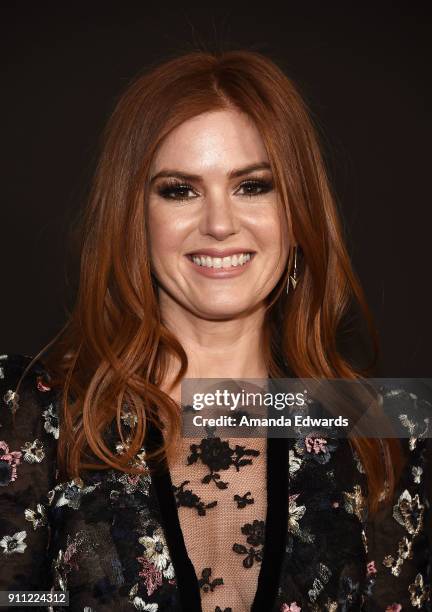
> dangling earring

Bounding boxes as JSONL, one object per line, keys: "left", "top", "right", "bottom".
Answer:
{"left": 286, "top": 245, "right": 299, "bottom": 295}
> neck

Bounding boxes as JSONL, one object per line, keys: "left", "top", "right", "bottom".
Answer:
{"left": 159, "top": 299, "right": 268, "bottom": 401}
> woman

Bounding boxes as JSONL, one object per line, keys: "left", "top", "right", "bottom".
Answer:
{"left": 0, "top": 50, "right": 430, "bottom": 611}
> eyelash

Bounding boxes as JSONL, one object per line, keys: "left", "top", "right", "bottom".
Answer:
{"left": 156, "top": 178, "right": 274, "bottom": 201}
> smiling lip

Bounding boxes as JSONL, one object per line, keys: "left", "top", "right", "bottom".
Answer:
{"left": 185, "top": 249, "right": 256, "bottom": 278}
{"left": 185, "top": 248, "right": 256, "bottom": 257}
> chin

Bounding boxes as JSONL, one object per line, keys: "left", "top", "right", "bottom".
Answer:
{"left": 193, "top": 302, "right": 258, "bottom": 320}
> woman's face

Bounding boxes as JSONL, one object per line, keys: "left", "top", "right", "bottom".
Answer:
{"left": 147, "top": 108, "right": 289, "bottom": 320}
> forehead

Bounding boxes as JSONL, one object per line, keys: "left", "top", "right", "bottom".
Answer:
{"left": 151, "top": 108, "right": 269, "bottom": 173}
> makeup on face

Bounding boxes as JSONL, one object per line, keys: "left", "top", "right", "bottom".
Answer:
{"left": 147, "top": 109, "right": 288, "bottom": 319}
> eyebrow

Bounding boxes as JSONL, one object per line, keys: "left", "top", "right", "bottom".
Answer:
{"left": 149, "top": 162, "right": 272, "bottom": 184}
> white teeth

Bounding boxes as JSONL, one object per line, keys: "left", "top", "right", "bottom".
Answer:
{"left": 191, "top": 252, "right": 252, "bottom": 268}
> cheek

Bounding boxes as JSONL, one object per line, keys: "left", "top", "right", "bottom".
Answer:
{"left": 251, "top": 209, "right": 286, "bottom": 256}
{"left": 148, "top": 209, "right": 181, "bottom": 258}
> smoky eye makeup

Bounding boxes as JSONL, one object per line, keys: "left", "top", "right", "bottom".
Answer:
{"left": 154, "top": 174, "right": 275, "bottom": 201}
{"left": 156, "top": 178, "right": 197, "bottom": 201}
{"left": 236, "top": 176, "right": 274, "bottom": 197}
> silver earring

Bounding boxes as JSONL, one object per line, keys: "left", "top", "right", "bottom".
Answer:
{"left": 286, "top": 245, "right": 299, "bottom": 295}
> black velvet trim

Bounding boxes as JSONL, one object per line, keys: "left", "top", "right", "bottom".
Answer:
{"left": 251, "top": 435, "right": 289, "bottom": 612}
{"left": 145, "top": 419, "right": 202, "bottom": 611}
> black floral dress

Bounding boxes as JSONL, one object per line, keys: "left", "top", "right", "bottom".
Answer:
{"left": 0, "top": 353, "right": 431, "bottom": 611}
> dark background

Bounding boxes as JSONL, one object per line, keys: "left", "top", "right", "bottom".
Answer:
{"left": 1, "top": 3, "right": 431, "bottom": 376}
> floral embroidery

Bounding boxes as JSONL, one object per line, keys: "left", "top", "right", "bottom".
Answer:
{"left": 42, "top": 404, "right": 59, "bottom": 439}
{"left": 20, "top": 438, "right": 45, "bottom": 463}
{"left": 51, "top": 531, "right": 92, "bottom": 592}
{"left": 286, "top": 493, "right": 315, "bottom": 544}
{"left": 107, "top": 470, "right": 151, "bottom": 498}
{"left": 115, "top": 437, "right": 132, "bottom": 455}
{"left": 305, "top": 436, "right": 327, "bottom": 454}
{"left": 198, "top": 567, "right": 224, "bottom": 593}
{"left": 308, "top": 562, "right": 331, "bottom": 603}
{"left": 0, "top": 440, "right": 22, "bottom": 485}
{"left": 3, "top": 389, "right": 19, "bottom": 413}
{"left": 411, "top": 465, "right": 423, "bottom": 483}
{"left": 132, "top": 598, "right": 158, "bottom": 611}
{"left": 48, "top": 477, "right": 101, "bottom": 509}
{"left": 120, "top": 405, "right": 139, "bottom": 428}
{"left": 187, "top": 437, "right": 260, "bottom": 489}
{"left": 24, "top": 503, "right": 48, "bottom": 529}
{"left": 63, "top": 538, "right": 79, "bottom": 572}
{"left": 366, "top": 560, "right": 377, "bottom": 576}
{"left": 137, "top": 556, "right": 163, "bottom": 596}
{"left": 294, "top": 435, "right": 338, "bottom": 464}
{"left": 233, "top": 490, "right": 254, "bottom": 508}
{"left": 408, "top": 572, "right": 431, "bottom": 607}
{"left": 392, "top": 489, "right": 424, "bottom": 536}
{"left": 288, "top": 493, "right": 305, "bottom": 533}
{"left": 383, "top": 536, "right": 413, "bottom": 576}
{"left": 381, "top": 486, "right": 426, "bottom": 581}
{"left": 138, "top": 528, "right": 175, "bottom": 579}
{"left": 1, "top": 356, "right": 431, "bottom": 611}
{"left": 342, "top": 483, "right": 368, "bottom": 523}
{"left": 288, "top": 449, "right": 302, "bottom": 477}
{"left": 36, "top": 375, "right": 51, "bottom": 392}
{"left": 172, "top": 479, "right": 218, "bottom": 516}
{"left": 0, "top": 530, "right": 27, "bottom": 554}
{"left": 128, "top": 582, "right": 160, "bottom": 611}
{"left": 398, "top": 411, "right": 429, "bottom": 451}
{"left": 232, "top": 519, "right": 265, "bottom": 568}
{"left": 52, "top": 548, "right": 68, "bottom": 592}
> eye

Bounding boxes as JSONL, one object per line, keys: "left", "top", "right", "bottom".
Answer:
{"left": 157, "top": 180, "right": 198, "bottom": 201}
{"left": 236, "top": 179, "right": 274, "bottom": 197}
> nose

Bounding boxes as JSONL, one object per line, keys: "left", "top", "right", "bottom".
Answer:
{"left": 198, "top": 188, "right": 240, "bottom": 240}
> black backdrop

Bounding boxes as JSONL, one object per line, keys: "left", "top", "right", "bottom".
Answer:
{"left": 1, "top": 3, "right": 431, "bottom": 376}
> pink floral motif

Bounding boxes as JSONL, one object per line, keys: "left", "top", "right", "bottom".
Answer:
{"left": 367, "top": 560, "right": 377, "bottom": 576}
{"left": 137, "top": 556, "right": 163, "bottom": 596}
{"left": 281, "top": 603, "right": 301, "bottom": 612}
{"left": 36, "top": 376, "right": 51, "bottom": 392}
{"left": 385, "top": 604, "right": 402, "bottom": 612}
{"left": 127, "top": 474, "right": 141, "bottom": 485}
{"left": 0, "top": 441, "right": 22, "bottom": 484}
{"left": 63, "top": 541, "right": 79, "bottom": 572}
{"left": 304, "top": 436, "right": 327, "bottom": 454}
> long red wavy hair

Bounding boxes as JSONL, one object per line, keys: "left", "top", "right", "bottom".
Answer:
{"left": 29, "top": 49, "right": 402, "bottom": 516}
